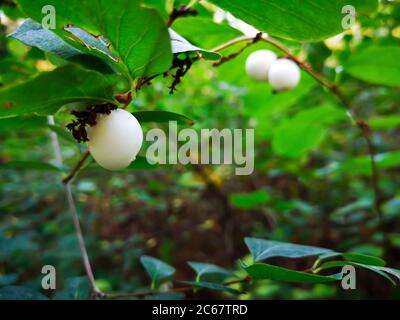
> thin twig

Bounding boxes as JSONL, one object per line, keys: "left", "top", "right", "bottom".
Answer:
{"left": 62, "top": 151, "right": 90, "bottom": 184}
{"left": 106, "top": 276, "right": 251, "bottom": 299}
{"left": 167, "top": 4, "right": 198, "bottom": 27}
{"left": 213, "top": 32, "right": 263, "bottom": 67}
{"left": 65, "top": 182, "right": 104, "bottom": 298}
{"left": 47, "top": 116, "right": 103, "bottom": 298}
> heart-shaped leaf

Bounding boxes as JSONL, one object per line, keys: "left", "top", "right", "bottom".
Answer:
{"left": 188, "top": 262, "right": 232, "bottom": 281}
{"left": 140, "top": 255, "right": 176, "bottom": 284}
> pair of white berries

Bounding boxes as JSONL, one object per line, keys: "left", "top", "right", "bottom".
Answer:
{"left": 245, "top": 50, "right": 301, "bottom": 91}
{"left": 87, "top": 109, "right": 143, "bottom": 171}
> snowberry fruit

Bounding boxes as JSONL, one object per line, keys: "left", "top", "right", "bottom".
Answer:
{"left": 268, "top": 58, "right": 301, "bottom": 91}
{"left": 245, "top": 50, "right": 277, "bottom": 81}
{"left": 87, "top": 109, "right": 143, "bottom": 171}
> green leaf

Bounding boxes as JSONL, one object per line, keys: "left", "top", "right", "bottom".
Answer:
{"left": 0, "top": 161, "right": 63, "bottom": 172}
{"left": 0, "top": 65, "right": 115, "bottom": 119}
{"left": 188, "top": 262, "right": 232, "bottom": 281}
{"left": 245, "top": 237, "right": 331, "bottom": 262}
{"left": 0, "top": 286, "right": 48, "bottom": 300}
{"left": 368, "top": 115, "right": 400, "bottom": 130}
{"left": 293, "top": 104, "right": 348, "bottom": 125}
{"left": 0, "top": 57, "right": 35, "bottom": 85}
{"left": 342, "top": 253, "right": 385, "bottom": 267}
{"left": 17, "top": 0, "right": 173, "bottom": 79}
{"left": 181, "top": 281, "right": 241, "bottom": 295}
{"left": 64, "top": 26, "right": 117, "bottom": 62}
{"left": 52, "top": 277, "right": 90, "bottom": 300}
{"left": 244, "top": 72, "right": 316, "bottom": 115}
{"left": 0, "top": 116, "right": 47, "bottom": 133}
{"left": 353, "top": 0, "right": 379, "bottom": 15}
{"left": 272, "top": 104, "right": 347, "bottom": 158}
{"left": 143, "top": 0, "right": 171, "bottom": 18}
{"left": 358, "top": 265, "right": 400, "bottom": 285}
{"left": 48, "top": 125, "right": 77, "bottom": 144}
{"left": 132, "top": 111, "right": 195, "bottom": 126}
{"left": 9, "top": 19, "right": 113, "bottom": 73}
{"left": 169, "top": 29, "right": 221, "bottom": 61}
{"left": 127, "top": 156, "right": 159, "bottom": 170}
{"left": 173, "top": 17, "right": 242, "bottom": 49}
{"left": 230, "top": 191, "right": 271, "bottom": 210}
{"left": 9, "top": 19, "right": 81, "bottom": 59}
{"left": 208, "top": 0, "right": 368, "bottom": 42}
{"left": 318, "top": 151, "right": 400, "bottom": 176}
{"left": 345, "top": 46, "right": 400, "bottom": 86}
{"left": 315, "top": 250, "right": 386, "bottom": 267}
{"left": 245, "top": 263, "right": 340, "bottom": 283}
{"left": 272, "top": 121, "right": 326, "bottom": 158}
{"left": 378, "top": 267, "right": 400, "bottom": 282}
{"left": 315, "top": 261, "right": 398, "bottom": 285}
{"left": 140, "top": 255, "right": 176, "bottom": 284}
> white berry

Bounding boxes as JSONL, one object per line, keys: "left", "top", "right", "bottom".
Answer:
{"left": 268, "top": 59, "right": 301, "bottom": 91}
{"left": 245, "top": 50, "right": 277, "bottom": 81}
{"left": 87, "top": 109, "right": 143, "bottom": 171}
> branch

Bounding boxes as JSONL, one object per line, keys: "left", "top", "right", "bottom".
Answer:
{"left": 106, "top": 276, "right": 251, "bottom": 299}
{"left": 212, "top": 33, "right": 384, "bottom": 221}
{"left": 62, "top": 150, "right": 90, "bottom": 184}
{"left": 115, "top": 91, "right": 132, "bottom": 109}
{"left": 47, "top": 116, "right": 103, "bottom": 299}
{"left": 213, "top": 32, "right": 263, "bottom": 67}
{"left": 65, "top": 182, "right": 104, "bottom": 299}
{"left": 167, "top": 4, "right": 198, "bottom": 27}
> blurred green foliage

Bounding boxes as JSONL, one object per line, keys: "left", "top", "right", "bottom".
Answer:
{"left": 0, "top": 0, "right": 400, "bottom": 300}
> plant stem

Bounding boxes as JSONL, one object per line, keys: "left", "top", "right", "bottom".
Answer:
{"left": 65, "top": 181, "right": 104, "bottom": 298}
{"left": 47, "top": 116, "right": 103, "bottom": 298}
{"left": 62, "top": 151, "right": 90, "bottom": 184}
